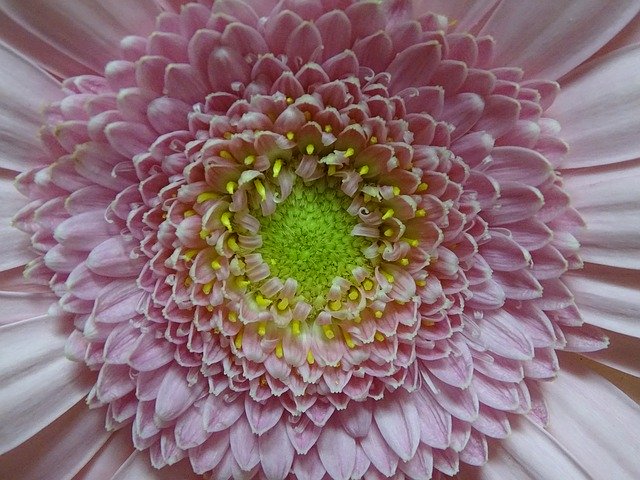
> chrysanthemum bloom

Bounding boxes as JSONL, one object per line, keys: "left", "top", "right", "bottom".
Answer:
{"left": 1, "top": 0, "right": 639, "bottom": 479}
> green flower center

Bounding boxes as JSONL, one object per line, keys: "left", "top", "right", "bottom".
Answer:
{"left": 257, "top": 179, "right": 370, "bottom": 305}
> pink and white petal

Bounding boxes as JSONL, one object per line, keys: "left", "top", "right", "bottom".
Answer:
{"left": 479, "top": 0, "right": 640, "bottom": 80}
{"left": 549, "top": 44, "right": 640, "bottom": 168}
{"left": 540, "top": 354, "right": 640, "bottom": 479}
{"left": 565, "top": 265, "right": 640, "bottom": 338}
{"left": 0, "top": 45, "right": 62, "bottom": 172}
{"left": 594, "top": 11, "right": 640, "bottom": 58}
{"left": 0, "top": 315, "right": 94, "bottom": 454}
{"left": 564, "top": 165, "right": 640, "bottom": 268}
{"left": 0, "top": 0, "right": 161, "bottom": 74}
{"left": 458, "top": 416, "right": 592, "bottom": 480}
{"left": 0, "top": 401, "right": 110, "bottom": 480}
{"left": 110, "top": 450, "right": 200, "bottom": 480}
{"left": 73, "top": 428, "right": 134, "bottom": 480}
{"left": 585, "top": 330, "right": 640, "bottom": 378}
{"left": 0, "top": 291, "right": 56, "bottom": 326}
{"left": 415, "top": 0, "right": 499, "bottom": 34}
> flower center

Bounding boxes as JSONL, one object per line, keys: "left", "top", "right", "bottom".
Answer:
{"left": 256, "top": 178, "right": 369, "bottom": 306}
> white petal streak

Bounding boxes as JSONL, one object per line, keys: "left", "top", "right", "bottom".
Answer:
{"left": 550, "top": 44, "right": 640, "bottom": 168}
{"left": 480, "top": 0, "right": 640, "bottom": 80}
{"left": 541, "top": 354, "right": 640, "bottom": 479}
{"left": 110, "top": 450, "right": 200, "bottom": 480}
{"left": 585, "top": 330, "right": 640, "bottom": 378}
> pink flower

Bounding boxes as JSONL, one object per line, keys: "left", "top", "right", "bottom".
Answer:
{"left": 1, "top": 1, "right": 639, "bottom": 479}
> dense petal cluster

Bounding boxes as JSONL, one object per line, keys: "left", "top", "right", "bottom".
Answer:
{"left": 11, "top": 0, "right": 610, "bottom": 478}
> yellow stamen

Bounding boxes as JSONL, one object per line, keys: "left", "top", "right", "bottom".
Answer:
{"left": 392, "top": 186, "right": 401, "bottom": 196}
{"left": 383, "top": 228, "right": 394, "bottom": 237}
{"left": 358, "top": 165, "right": 370, "bottom": 175}
{"left": 370, "top": 136, "right": 378, "bottom": 144}
{"left": 417, "top": 182, "right": 429, "bottom": 192}
{"left": 305, "top": 144, "right": 315, "bottom": 155}
{"left": 286, "top": 131, "right": 295, "bottom": 141}
{"left": 196, "top": 192, "right": 217, "bottom": 203}
{"left": 227, "top": 236, "right": 239, "bottom": 252}
{"left": 244, "top": 154, "right": 255, "bottom": 165}
{"left": 348, "top": 288, "right": 359, "bottom": 301}
{"left": 375, "top": 331, "right": 385, "bottom": 342}
{"left": 223, "top": 132, "right": 233, "bottom": 140}
{"left": 206, "top": 305, "right": 214, "bottom": 312}
{"left": 221, "top": 211, "right": 233, "bottom": 231}
{"left": 258, "top": 322, "right": 267, "bottom": 336}
{"left": 254, "top": 179, "right": 266, "bottom": 201}
{"left": 184, "top": 277, "right": 192, "bottom": 287}
{"left": 382, "top": 271, "right": 395, "bottom": 284}
{"left": 226, "top": 181, "right": 237, "bottom": 194}
{"left": 183, "top": 249, "right": 198, "bottom": 261}
{"left": 327, "top": 165, "right": 336, "bottom": 176}
{"left": 324, "top": 124, "right": 333, "bottom": 133}
{"left": 416, "top": 279, "right": 426, "bottom": 287}
{"left": 363, "top": 279, "right": 374, "bottom": 291}
{"left": 345, "top": 147, "right": 355, "bottom": 157}
{"left": 211, "top": 259, "right": 222, "bottom": 270}
{"left": 323, "top": 325, "right": 335, "bottom": 339}
{"left": 275, "top": 342, "right": 284, "bottom": 358}
{"left": 400, "top": 258, "right": 410, "bottom": 266}
{"left": 291, "top": 320, "right": 301, "bottom": 335}
{"left": 273, "top": 158, "right": 282, "bottom": 178}
{"left": 202, "top": 282, "right": 213, "bottom": 295}
{"left": 342, "top": 329, "right": 355, "bottom": 348}
{"left": 374, "top": 310, "right": 383, "bottom": 319}
{"left": 286, "top": 96, "right": 294, "bottom": 105}
{"left": 382, "top": 208, "right": 394, "bottom": 220}
{"left": 277, "top": 298, "right": 289, "bottom": 311}
{"left": 228, "top": 311, "right": 237, "bottom": 322}
{"left": 307, "top": 350, "right": 315, "bottom": 364}
{"left": 199, "top": 229, "right": 209, "bottom": 240}
{"left": 236, "top": 278, "right": 250, "bottom": 288}
{"left": 256, "top": 293, "right": 272, "bottom": 308}
{"left": 353, "top": 316, "right": 361, "bottom": 323}
{"left": 415, "top": 209, "right": 426, "bottom": 217}
{"left": 303, "top": 110, "right": 312, "bottom": 121}
{"left": 220, "top": 150, "right": 232, "bottom": 160}
{"left": 183, "top": 209, "right": 196, "bottom": 218}
{"left": 405, "top": 238, "right": 419, "bottom": 247}
{"left": 329, "top": 300, "right": 342, "bottom": 311}
{"left": 234, "top": 329, "right": 243, "bottom": 349}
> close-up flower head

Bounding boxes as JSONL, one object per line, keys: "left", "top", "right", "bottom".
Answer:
{"left": 0, "top": 0, "right": 639, "bottom": 479}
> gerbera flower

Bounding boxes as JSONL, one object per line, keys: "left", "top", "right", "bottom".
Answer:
{"left": 0, "top": 0, "right": 639, "bottom": 479}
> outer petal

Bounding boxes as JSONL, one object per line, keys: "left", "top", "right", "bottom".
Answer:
{"left": 586, "top": 330, "right": 640, "bottom": 378}
{"left": 541, "top": 355, "right": 640, "bottom": 479}
{"left": 550, "top": 44, "right": 640, "bottom": 168}
{"left": 111, "top": 451, "right": 200, "bottom": 480}
{"left": 479, "top": 0, "right": 640, "bottom": 80}
{"left": 413, "top": 0, "right": 498, "bottom": 34}
{"left": 73, "top": 429, "right": 134, "bottom": 480}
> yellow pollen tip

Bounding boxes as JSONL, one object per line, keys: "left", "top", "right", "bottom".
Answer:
{"left": 228, "top": 311, "right": 237, "bottom": 322}
{"left": 184, "top": 277, "right": 193, "bottom": 287}
{"left": 306, "top": 144, "right": 315, "bottom": 155}
{"left": 227, "top": 236, "right": 239, "bottom": 252}
{"left": 234, "top": 330, "right": 243, "bottom": 349}
{"left": 392, "top": 186, "right": 401, "bottom": 196}
{"left": 211, "top": 259, "right": 222, "bottom": 270}
{"left": 329, "top": 300, "right": 342, "bottom": 311}
{"left": 324, "top": 124, "right": 332, "bottom": 133}
{"left": 244, "top": 154, "right": 255, "bottom": 165}
{"left": 223, "top": 132, "right": 233, "bottom": 140}
{"left": 348, "top": 289, "right": 359, "bottom": 301}
{"left": 383, "top": 228, "right": 394, "bottom": 238}
{"left": 416, "top": 209, "right": 426, "bottom": 217}
{"left": 220, "top": 150, "right": 232, "bottom": 160}
{"left": 275, "top": 342, "right": 284, "bottom": 358}
{"left": 307, "top": 350, "right": 315, "bottom": 364}
{"left": 199, "top": 229, "right": 209, "bottom": 240}
{"left": 226, "top": 181, "right": 237, "bottom": 194}
{"left": 184, "top": 209, "right": 196, "bottom": 218}
{"left": 254, "top": 179, "right": 266, "bottom": 201}
{"left": 303, "top": 111, "right": 312, "bottom": 121}
{"left": 183, "top": 249, "right": 198, "bottom": 261}
{"left": 358, "top": 165, "right": 370, "bottom": 175}
{"left": 273, "top": 159, "right": 283, "bottom": 178}
{"left": 237, "top": 278, "right": 250, "bottom": 288}
{"left": 291, "top": 320, "right": 301, "bottom": 335}
{"left": 323, "top": 325, "right": 335, "bottom": 339}
{"left": 196, "top": 192, "right": 217, "bottom": 203}
{"left": 221, "top": 211, "right": 233, "bottom": 231}
{"left": 363, "top": 279, "right": 374, "bottom": 291}
{"left": 400, "top": 258, "right": 410, "bottom": 266}
{"left": 354, "top": 316, "right": 361, "bottom": 323}
{"left": 375, "top": 331, "right": 385, "bottom": 342}
{"left": 370, "top": 136, "right": 378, "bottom": 144}
{"left": 256, "top": 294, "right": 272, "bottom": 308}
{"left": 416, "top": 279, "right": 426, "bottom": 287}
{"left": 286, "top": 131, "right": 295, "bottom": 141}
{"left": 202, "top": 282, "right": 213, "bottom": 295}
{"left": 406, "top": 238, "right": 419, "bottom": 247}
{"left": 374, "top": 310, "right": 383, "bottom": 319}
{"left": 286, "top": 96, "right": 294, "bottom": 105}
{"left": 327, "top": 165, "right": 337, "bottom": 176}
{"left": 382, "top": 208, "right": 394, "bottom": 220}
{"left": 417, "top": 182, "right": 429, "bottom": 192}
{"left": 342, "top": 330, "right": 355, "bottom": 349}
{"left": 206, "top": 305, "right": 214, "bottom": 312}
{"left": 345, "top": 147, "right": 355, "bottom": 157}
{"left": 258, "top": 322, "right": 267, "bottom": 336}
{"left": 277, "top": 298, "right": 289, "bottom": 310}
{"left": 382, "top": 271, "right": 395, "bottom": 283}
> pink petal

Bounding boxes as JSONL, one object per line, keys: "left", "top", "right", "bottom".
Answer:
{"left": 73, "top": 428, "right": 134, "bottom": 480}
{"left": 586, "top": 330, "right": 640, "bottom": 378}
{"left": 230, "top": 415, "right": 260, "bottom": 471}
{"left": 111, "top": 450, "right": 200, "bottom": 480}
{"left": 259, "top": 420, "right": 294, "bottom": 480}
{"left": 415, "top": 0, "right": 498, "bottom": 33}
{"left": 387, "top": 41, "right": 441, "bottom": 94}
{"left": 154, "top": 367, "right": 205, "bottom": 424}
{"left": 317, "top": 424, "right": 356, "bottom": 480}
